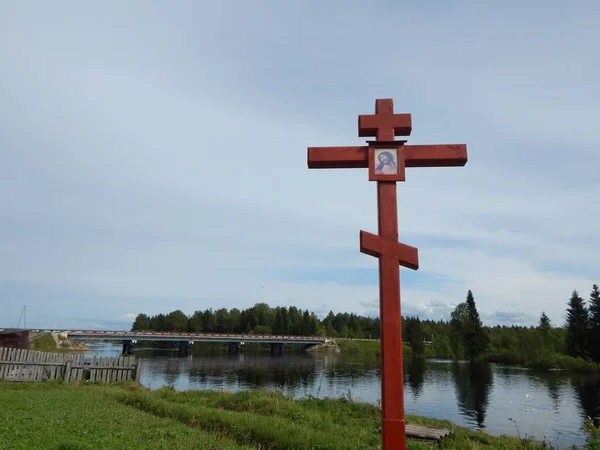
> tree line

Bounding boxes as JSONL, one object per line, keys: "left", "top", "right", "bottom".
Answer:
{"left": 131, "top": 283, "right": 600, "bottom": 371}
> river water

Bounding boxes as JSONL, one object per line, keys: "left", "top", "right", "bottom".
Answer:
{"left": 85, "top": 342, "right": 600, "bottom": 449}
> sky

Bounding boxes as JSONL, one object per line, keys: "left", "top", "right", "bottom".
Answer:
{"left": 1, "top": 1, "right": 599, "bottom": 330}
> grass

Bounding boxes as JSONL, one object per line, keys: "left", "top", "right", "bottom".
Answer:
{"left": 0, "top": 381, "right": 571, "bottom": 450}
{"left": 0, "top": 381, "right": 250, "bottom": 450}
{"left": 28, "top": 333, "right": 88, "bottom": 354}
{"left": 28, "top": 333, "right": 71, "bottom": 353}
{"left": 335, "top": 339, "right": 382, "bottom": 355}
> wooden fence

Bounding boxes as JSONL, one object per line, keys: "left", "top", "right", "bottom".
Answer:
{"left": 0, "top": 348, "right": 142, "bottom": 383}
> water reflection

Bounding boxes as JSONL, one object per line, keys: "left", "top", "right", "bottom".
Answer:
{"left": 406, "top": 358, "right": 426, "bottom": 399}
{"left": 84, "top": 342, "right": 596, "bottom": 448}
{"left": 572, "top": 374, "right": 600, "bottom": 426}
{"left": 452, "top": 362, "right": 493, "bottom": 428}
{"left": 528, "top": 371, "right": 567, "bottom": 413}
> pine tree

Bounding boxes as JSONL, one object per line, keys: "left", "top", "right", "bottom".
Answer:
{"left": 565, "top": 290, "right": 589, "bottom": 359}
{"left": 538, "top": 312, "right": 551, "bottom": 332}
{"left": 405, "top": 317, "right": 425, "bottom": 358}
{"left": 587, "top": 284, "right": 600, "bottom": 362}
{"left": 464, "top": 290, "right": 487, "bottom": 361}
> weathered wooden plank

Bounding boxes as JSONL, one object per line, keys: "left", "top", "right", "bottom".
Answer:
{"left": 13, "top": 351, "right": 22, "bottom": 381}
{"left": 103, "top": 357, "right": 109, "bottom": 383}
{"left": 76, "top": 354, "right": 83, "bottom": 381}
{"left": 0, "top": 349, "right": 6, "bottom": 379}
{"left": 116, "top": 357, "right": 122, "bottom": 382}
{"left": 42, "top": 352, "right": 50, "bottom": 380}
{"left": 34, "top": 356, "right": 43, "bottom": 382}
{"left": 405, "top": 424, "right": 452, "bottom": 441}
{"left": 134, "top": 358, "right": 142, "bottom": 383}
{"left": 119, "top": 357, "right": 126, "bottom": 381}
{"left": 48, "top": 353, "right": 56, "bottom": 380}
{"left": 112, "top": 357, "right": 119, "bottom": 382}
{"left": 22, "top": 350, "right": 33, "bottom": 381}
{"left": 100, "top": 358, "right": 106, "bottom": 383}
{"left": 90, "top": 355, "right": 97, "bottom": 382}
{"left": 65, "top": 361, "right": 72, "bottom": 382}
{"left": 79, "top": 354, "right": 85, "bottom": 382}
{"left": 108, "top": 357, "right": 114, "bottom": 382}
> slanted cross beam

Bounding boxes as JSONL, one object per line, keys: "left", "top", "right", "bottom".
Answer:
{"left": 307, "top": 98, "right": 467, "bottom": 450}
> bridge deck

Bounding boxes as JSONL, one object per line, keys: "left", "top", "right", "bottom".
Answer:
{"left": 65, "top": 331, "right": 326, "bottom": 345}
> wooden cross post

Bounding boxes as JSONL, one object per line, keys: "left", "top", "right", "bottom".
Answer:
{"left": 307, "top": 98, "right": 467, "bottom": 450}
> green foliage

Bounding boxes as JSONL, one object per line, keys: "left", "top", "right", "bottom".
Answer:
{"left": 449, "top": 291, "right": 488, "bottom": 361}
{"left": 588, "top": 284, "right": 600, "bottom": 363}
{"left": 582, "top": 417, "right": 600, "bottom": 450}
{"left": 336, "top": 339, "right": 382, "bottom": 356}
{"left": 132, "top": 304, "right": 376, "bottom": 338}
{"left": 0, "top": 381, "right": 566, "bottom": 449}
{"left": 538, "top": 312, "right": 551, "bottom": 333}
{"left": 405, "top": 316, "right": 425, "bottom": 358}
{"left": 0, "top": 382, "right": 250, "bottom": 449}
{"left": 132, "top": 284, "right": 600, "bottom": 373}
{"left": 566, "top": 290, "right": 590, "bottom": 359}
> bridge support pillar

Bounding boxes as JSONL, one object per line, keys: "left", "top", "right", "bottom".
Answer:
{"left": 122, "top": 340, "right": 134, "bottom": 355}
{"left": 297, "top": 344, "right": 314, "bottom": 352}
{"left": 270, "top": 343, "right": 284, "bottom": 356}
{"left": 178, "top": 341, "right": 190, "bottom": 357}
{"left": 227, "top": 342, "right": 241, "bottom": 355}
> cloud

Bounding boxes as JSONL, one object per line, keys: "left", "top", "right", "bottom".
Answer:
{"left": 483, "top": 310, "right": 535, "bottom": 325}
{"left": 0, "top": 1, "right": 599, "bottom": 330}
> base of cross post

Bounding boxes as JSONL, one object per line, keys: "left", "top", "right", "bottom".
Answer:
{"left": 382, "top": 418, "right": 406, "bottom": 450}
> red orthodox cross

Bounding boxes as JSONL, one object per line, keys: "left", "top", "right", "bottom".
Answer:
{"left": 307, "top": 98, "right": 467, "bottom": 450}
{"left": 358, "top": 98, "right": 412, "bottom": 141}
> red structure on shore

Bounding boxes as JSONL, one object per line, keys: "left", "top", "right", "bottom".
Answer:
{"left": 0, "top": 330, "right": 29, "bottom": 350}
{"left": 307, "top": 98, "right": 468, "bottom": 449}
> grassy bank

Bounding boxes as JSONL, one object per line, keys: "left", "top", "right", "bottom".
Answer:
{"left": 0, "top": 381, "right": 580, "bottom": 449}
{"left": 485, "top": 350, "right": 600, "bottom": 373}
{"left": 28, "top": 332, "right": 89, "bottom": 353}
{"left": 335, "top": 339, "right": 382, "bottom": 355}
{"left": 334, "top": 339, "right": 600, "bottom": 373}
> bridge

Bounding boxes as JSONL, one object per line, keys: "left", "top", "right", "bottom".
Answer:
{"left": 64, "top": 330, "right": 328, "bottom": 356}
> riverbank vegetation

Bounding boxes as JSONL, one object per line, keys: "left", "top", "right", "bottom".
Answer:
{"left": 0, "top": 381, "right": 589, "bottom": 449}
{"left": 28, "top": 332, "right": 89, "bottom": 353}
{"left": 130, "top": 284, "right": 600, "bottom": 372}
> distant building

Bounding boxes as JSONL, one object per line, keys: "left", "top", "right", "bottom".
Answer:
{"left": 0, "top": 330, "right": 29, "bottom": 349}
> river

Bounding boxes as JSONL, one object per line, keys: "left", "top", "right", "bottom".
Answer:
{"left": 85, "top": 341, "right": 600, "bottom": 449}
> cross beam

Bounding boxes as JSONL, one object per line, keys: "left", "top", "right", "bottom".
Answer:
{"left": 360, "top": 231, "right": 419, "bottom": 270}
{"left": 307, "top": 144, "right": 467, "bottom": 169}
{"left": 358, "top": 98, "right": 412, "bottom": 141}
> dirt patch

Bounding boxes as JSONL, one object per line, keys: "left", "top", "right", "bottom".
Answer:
{"left": 53, "top": 332, "right": 90, "bottom": 352}
{"left": 306, "top": 340, "right": 341, "bottom": 354}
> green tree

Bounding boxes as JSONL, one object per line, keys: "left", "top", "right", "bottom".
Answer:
{"left": 463, "top": 290, "right": 487, "bottom": 361}
{"left": 131, "top": 313, "right": 150, "bottom": 331}
{"left": 587, "top": 284, "right": 600, "bottom": 362}
{"left": 187, "top": 311, "right": 203, "bottom": 332}
{"left": 431, "top": 332, "right": 452, "bottom": 359}
{"left": 565, "top": 290, "right": 589, "bottom": 359}
{"left": 405, "top": 316, "right": 425, "bottom": 358}
{"left": 165, "top": 310, "right": 188, "bottom": 332}
{"left": 449, "top": 302, "right": 468, "bottom": 359}
{"left": 538, "top": 312, "right": 551, "bottom": 333}
{"left": 214, "top": 308, "right": 230, "bottom": 333}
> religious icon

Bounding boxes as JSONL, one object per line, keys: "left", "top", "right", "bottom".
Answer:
{"left": 374, "top": 149, "right": 398, "bottom": 175}
{"left": 368, "top": 146, "right": 405, "bottom": 182}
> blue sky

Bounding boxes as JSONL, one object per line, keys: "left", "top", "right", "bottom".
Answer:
{"left": 1, "top": 1, "right": 598, "bottom": 330}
